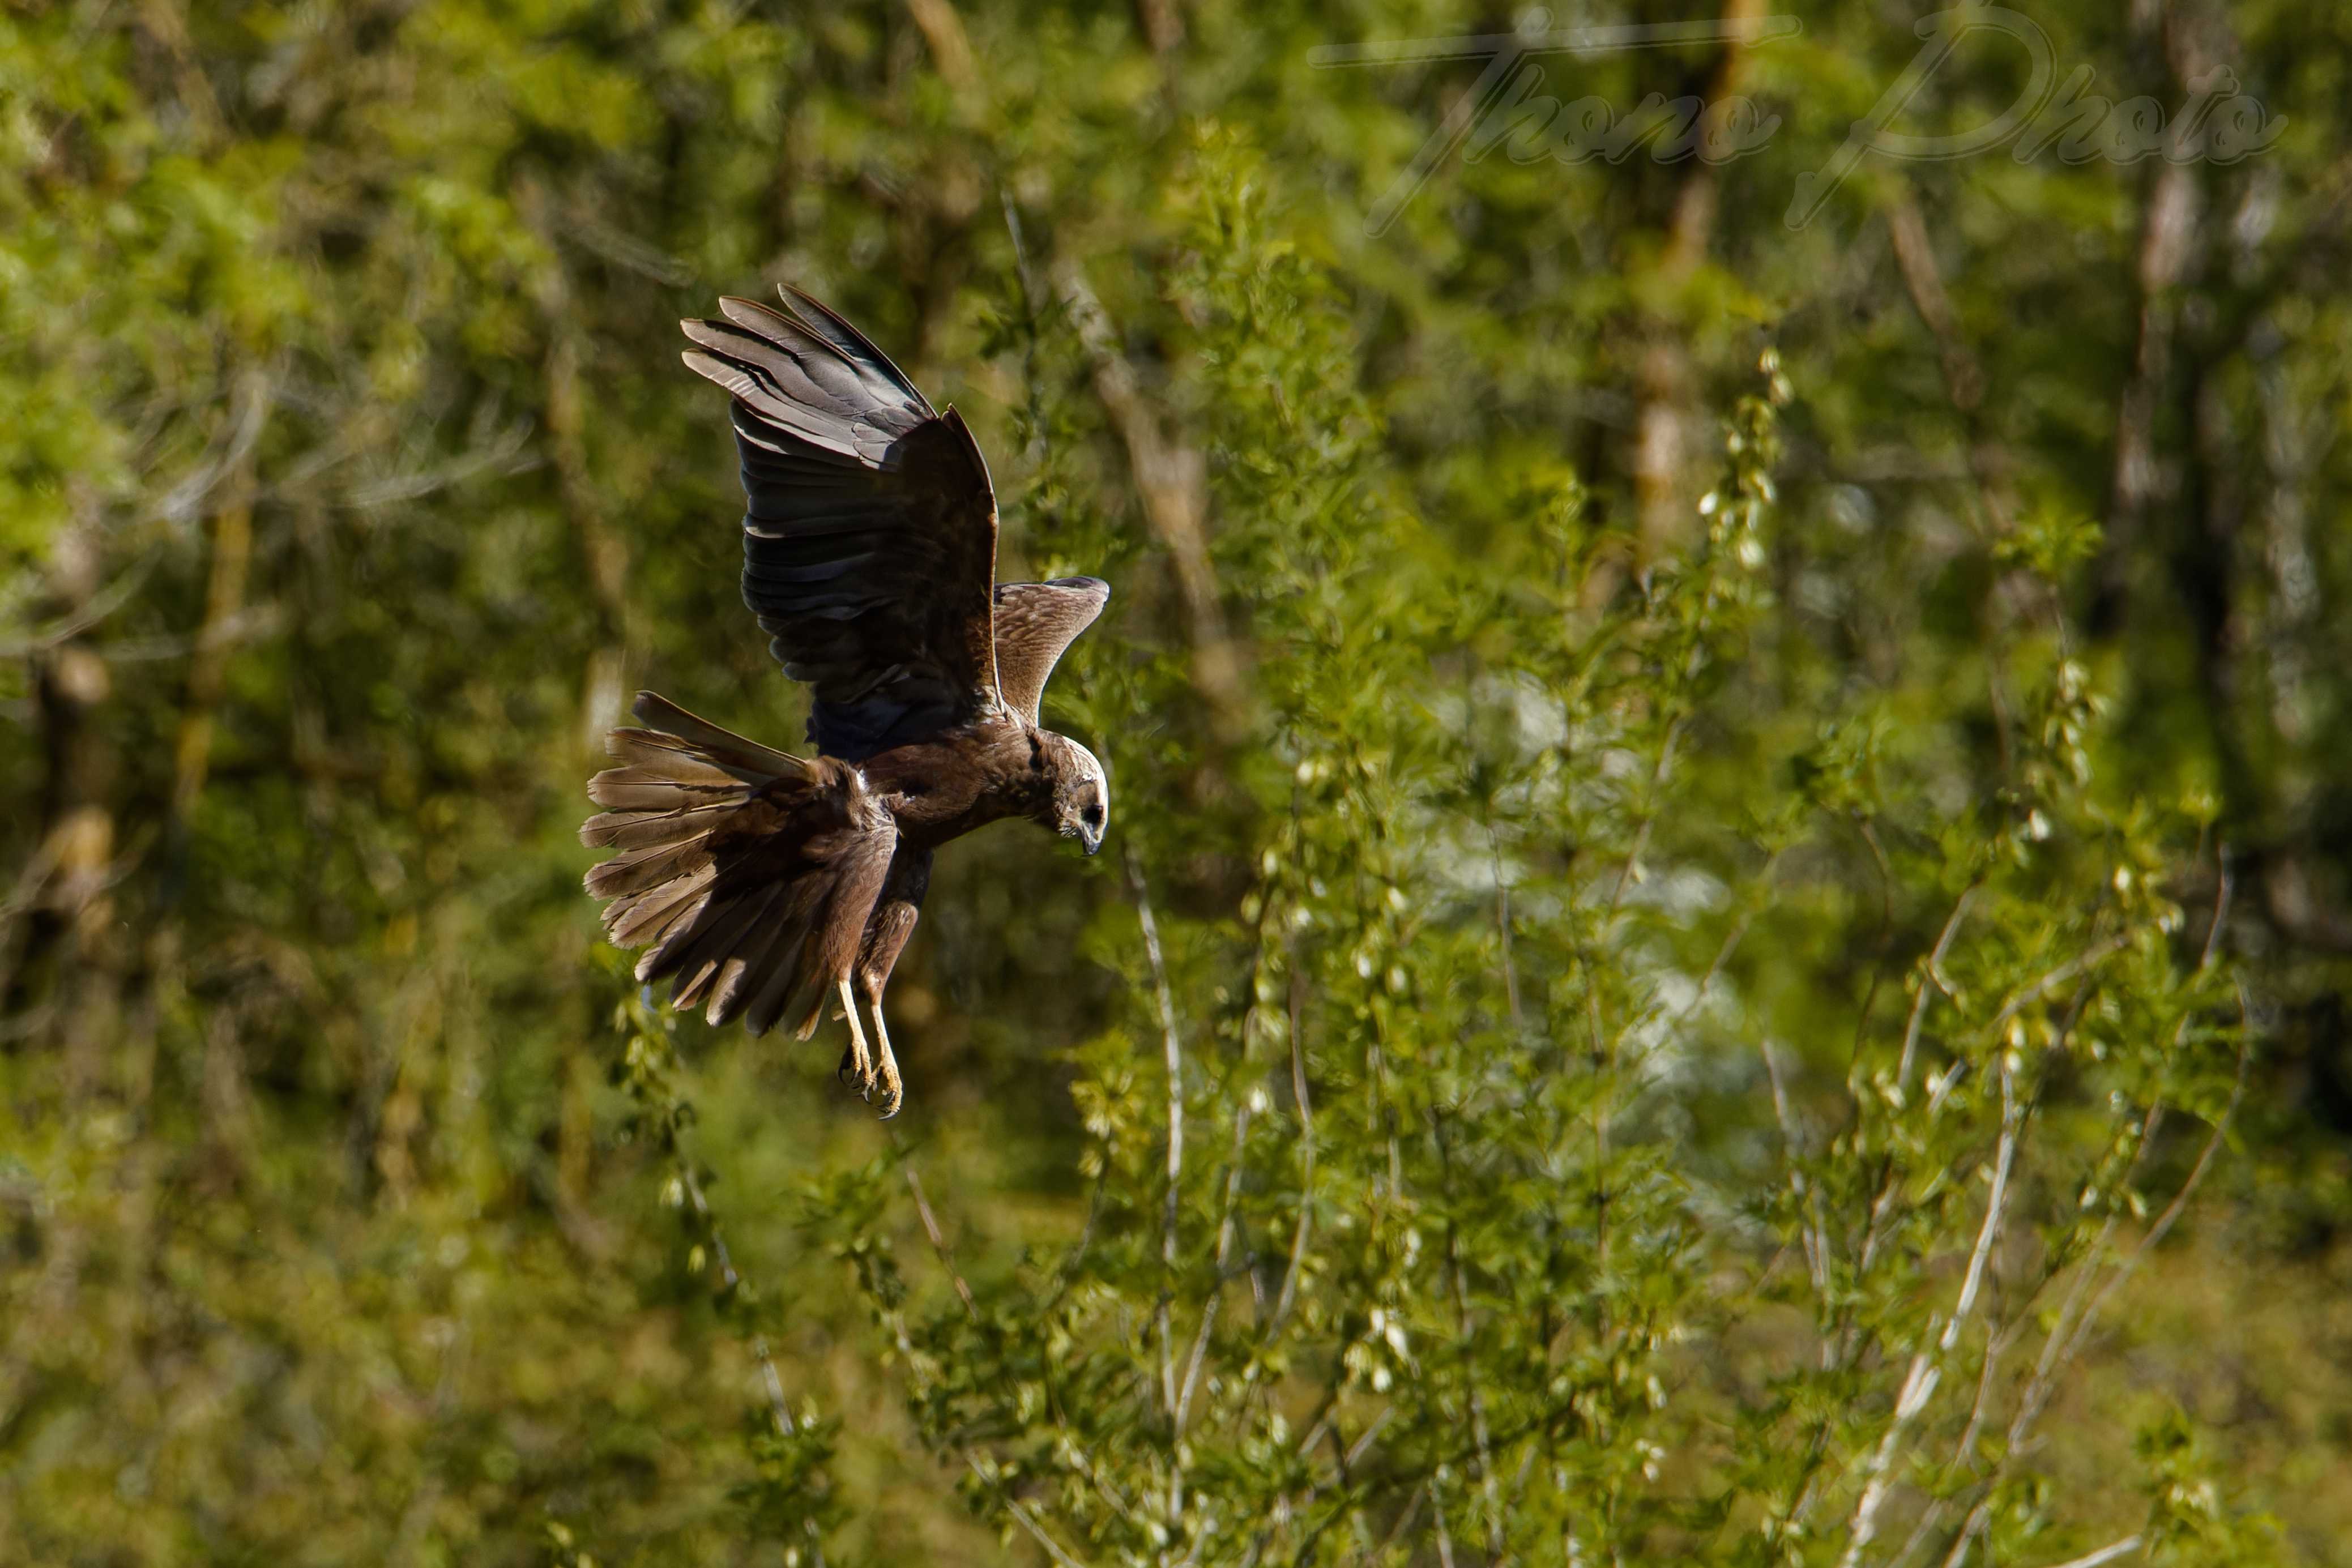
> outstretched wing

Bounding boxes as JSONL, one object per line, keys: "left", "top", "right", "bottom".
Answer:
{"left": 991, "top": 577, "right": 1111, "bottom": 725}
{"left": 681, "top": 289, "right": 1000, "bottom": 760}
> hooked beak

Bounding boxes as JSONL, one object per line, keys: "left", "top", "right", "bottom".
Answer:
{"left": 1081, "top": 826, "right": 1103, "bottom": 857}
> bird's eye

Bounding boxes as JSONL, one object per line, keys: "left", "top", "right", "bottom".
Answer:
{"left": 1085, "top": 804, "right": 1103, "bottom": 826}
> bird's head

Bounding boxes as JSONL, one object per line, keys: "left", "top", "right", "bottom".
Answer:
{"left": 1040, "top": 733, "right": 1109, "bottom": 856}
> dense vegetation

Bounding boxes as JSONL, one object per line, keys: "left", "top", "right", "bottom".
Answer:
{"left": 7, "top": 1, "right": 2352, "bottom": 1562}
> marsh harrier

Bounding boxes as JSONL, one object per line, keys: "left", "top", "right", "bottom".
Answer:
{"left": 581, "top": 289, "right": 1110, "bottom": 1118}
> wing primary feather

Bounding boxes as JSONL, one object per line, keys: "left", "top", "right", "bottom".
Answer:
{"left": 681, "top": 290, "right": 1006, "bottom": 759}
{"left": 771, "top": 287, "right": 938, "bottom": 417}
{"left": 709, "top": 298, "right": 906, "bottom": 413}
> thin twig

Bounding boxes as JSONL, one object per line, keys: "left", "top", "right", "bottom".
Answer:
{"left": 1965, "top": 868, "right": 2244, "bottom": 1518}
{"left": 1176, "top": 1103, "right": 1252, "bottom": 1434}
{"left": 1839, "top": 1062, "right": 2022, "bottom": 1568}
{"left": 1126, "top": 846, "right": 1193, "bottom": 1545}
{"left": 1987, "top": 935, "right": 2131, "bottom": 1031}
{"left": 1333, "top": 1406, "right": 1393, "bottom": 1475}
{"left": 1672, "top": 860, "right": 1777, "bottom": 1033}
{"left": 1761, "top": 1039, "right": 1832, "bottom": 1309}
{"left": 0, "top": 557, "right": 164, "bottom": 659}
{"left": 1896, "top": 889, "right": 1977, "bottom": 1091}
{"left": 2196, "top": 847, "right": 2234, "bottom": 971}
{"left": 1911, "top": 1008, "right": 2232, "bottom": 1568}
{"left": 1269, "top": 958, "right": 1316, "bottom": 1335}
{"left": 676, "top": 1161, "right": 797, "bottom": 1441}
{"left": 1606, "top": 716, "right": 1686, "bottom": 920}
{"left": 1488, "top": 824, "right": 1524, "bottom": 1029}
{"left": 974, "top": 1461, "right": 1096, "bottom": 1568}
{"left": 1434, "top": 1112, "right": 1505, "bottom": 1554}
{"left": 1057, "top": 262, "right": 1244, "bottom": 733}
{"left": 1847, "top": 887, "right": 1983, "bottom": 1359}
{"left": 1371, "top": 1484, "right": 1431, "bottom": 1559}
{"left": 2033, "top": 1026, "right": 2247, "bottom": 1401}
{"left": 900, "top": 1156, "right": 977, "bottom": 1320}
{"left": 2034, "top": 1536, "right": 2143, "bottom": 1568}
{"left": 1126, "top": 849, "right": 1186, "bottom": 1423}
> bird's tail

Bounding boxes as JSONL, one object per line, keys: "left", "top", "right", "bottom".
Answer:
{"left": 582, "top": 692, "right": 893, "bottom": 1037}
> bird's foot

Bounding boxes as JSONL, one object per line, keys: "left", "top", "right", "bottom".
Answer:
{"left": 868, "top": 994, "right": 903, "bottom": 1121}
{"left": 836, "top": 978, "right": 875, "bottom": 1101}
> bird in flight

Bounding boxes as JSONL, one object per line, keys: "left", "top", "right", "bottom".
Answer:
{"left": 580, "top": 287, "right": 1111, "bottom": 1118}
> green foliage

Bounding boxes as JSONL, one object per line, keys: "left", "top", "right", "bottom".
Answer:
{"left": 609, "top": 975, "right": 844, "bottom": 1561}
{"left": 7, "top": 0, "right": 2352, "bottom": 1563}
{"left": 778, "top": 149, "right": 2261, "bottom": 1566}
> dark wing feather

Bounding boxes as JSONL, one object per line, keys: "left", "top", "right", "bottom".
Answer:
{"left": 681, "top": 289, "right": 1000, "bottom": 760}
{"left": 991, "top": 577, "right": 1111, "bottom": 725}
{"left": 582, "top": 692, "right": 899, "bottom": 1037}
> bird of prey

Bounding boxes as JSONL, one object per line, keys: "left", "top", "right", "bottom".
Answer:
{"left": 580, "top": 287, "right": 1111, "bottom": 1118}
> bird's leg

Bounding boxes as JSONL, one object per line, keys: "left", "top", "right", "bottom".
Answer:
{"left": 837, "top": 976, "right": 874, "bottom": 1099}
{"left": 864, "top": 982, "right": 903, "bottom": 1121}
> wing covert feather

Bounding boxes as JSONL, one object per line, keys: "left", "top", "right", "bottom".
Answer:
{"left": 991, "top": 577, "right": 1111, "bottom": 725}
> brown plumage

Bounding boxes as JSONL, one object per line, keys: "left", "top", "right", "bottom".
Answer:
{"left": 582, "top": 288, "right": 1111, "bottom": 1118}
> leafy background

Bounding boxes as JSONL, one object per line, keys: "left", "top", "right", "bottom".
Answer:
{"left": 5, "top": 0, "right": 2351, "bottom": 1563}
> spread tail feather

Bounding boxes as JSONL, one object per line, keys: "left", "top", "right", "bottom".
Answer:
{"left": 581, "top": 693, "right": 896, "bottom": 1036}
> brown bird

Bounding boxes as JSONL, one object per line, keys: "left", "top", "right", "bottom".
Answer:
{"left": 580, "top": 288, "right": 1110, "bottom": 1118}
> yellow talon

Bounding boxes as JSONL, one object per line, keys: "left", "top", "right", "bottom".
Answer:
{"left": 868, "top": 991, "right": 903, "bottom": 1120}
{"left": 838, "top": 977, "right": 874, "bottom": 1097}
